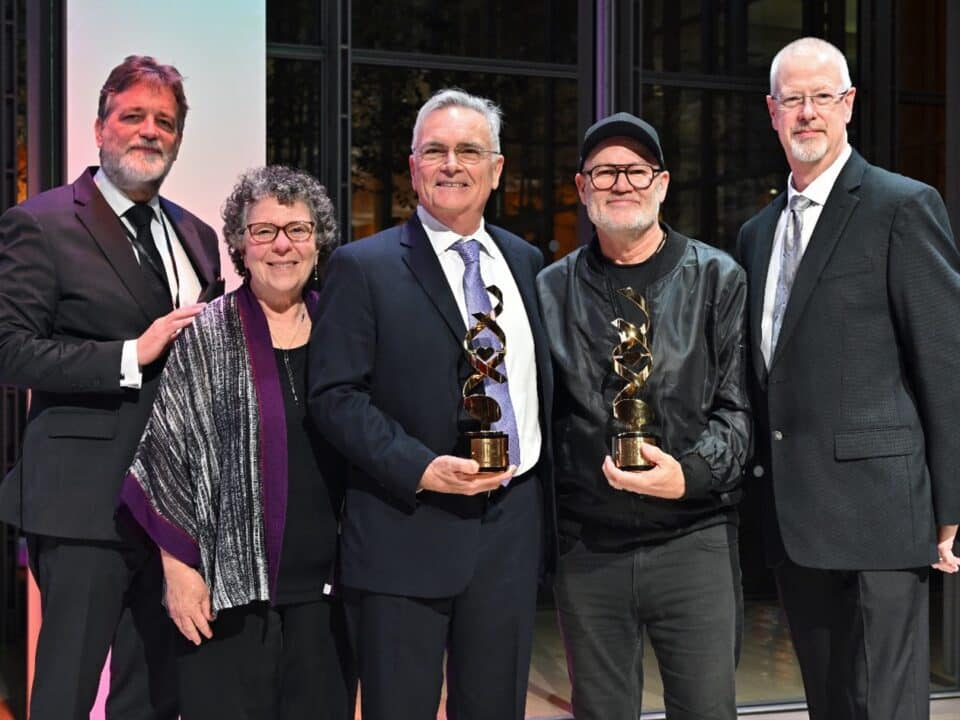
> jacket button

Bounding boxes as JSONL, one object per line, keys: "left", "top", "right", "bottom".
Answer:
{"left": 753, "top": 465, "right": 765, "bottom": 478}
{"left": 773, "top": 430, "right": 783, "bottom": 440}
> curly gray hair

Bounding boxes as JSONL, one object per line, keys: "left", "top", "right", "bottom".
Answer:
{"left": 221, "top": 165, "right": 339, "bottom": 278}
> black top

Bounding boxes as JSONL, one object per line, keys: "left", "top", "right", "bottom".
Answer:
{"left": 584, "top": 229, "right": 714, "bottom": 547}
{"left": 274, "top": 344, "right": 344, "bottom": 604}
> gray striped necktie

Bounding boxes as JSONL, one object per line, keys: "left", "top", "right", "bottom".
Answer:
{"left": 770, "top": 194, "right": 815, "bottom": 351}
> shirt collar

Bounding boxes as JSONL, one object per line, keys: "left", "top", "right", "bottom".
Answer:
{"left": 416, "top": 205, "right": 496, "bottom": 259}
{"left": 787, "top": 143, "right": 852, "bottom": 207}
{"left": 94, "top": 167, "right": 161, "bottom": 220}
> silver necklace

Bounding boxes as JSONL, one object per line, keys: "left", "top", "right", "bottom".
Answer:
{"left": 269, "top": 305, "right": 307, "bottom": 406}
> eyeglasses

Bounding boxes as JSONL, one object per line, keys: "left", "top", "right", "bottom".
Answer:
{"left": 771, "top": 89, "right": 851, "bottom": 110}
{"left": 581, "top": 164, "right": 664, "bottom": 191}
{"left": 246, "top": 221, "right": 315, "bottom": 244}
{"left": 414, "top": 143, "right": 501, "bottom": 166}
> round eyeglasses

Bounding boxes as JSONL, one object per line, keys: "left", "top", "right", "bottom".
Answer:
{"left": 582, "top": 164, "right": 664, "bottom": 191}
{"left": 246, "top": 221, "right": 316, "bottom": 245}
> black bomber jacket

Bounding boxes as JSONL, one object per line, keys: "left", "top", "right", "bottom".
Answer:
{"left": 535, "top": 227, "right": 752, "bottom": 548}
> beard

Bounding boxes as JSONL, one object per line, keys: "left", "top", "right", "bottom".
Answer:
{"left": 588, "top": 203, "right": 657, "bottom": 238}
{"left": 100, "top": 141, "right": 175, "bottom": 195}
{"left": 788, "top": 128, "right": 828, "bottom": 163}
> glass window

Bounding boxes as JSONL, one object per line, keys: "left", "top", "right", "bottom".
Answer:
{"left": 267, "top": 0, "right": 323, "bottom": 45}
{"left": 266, "top": 58, "right": 325, "bottom": 177}
{"left": 352, "top": 0, "right": 577, "bottom": 64}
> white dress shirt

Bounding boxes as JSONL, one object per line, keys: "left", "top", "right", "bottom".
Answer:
{"left": 94, "top": 168, "right": 201, "bottom": 388}
{"left": 761, "top": 144, "right": 852, "bottom": 367}
{"left": 417, "top": 205, "right": 542, "bottom": 475}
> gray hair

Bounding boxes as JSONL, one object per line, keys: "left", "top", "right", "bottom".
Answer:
{"left": 410, "top": 88, "right": 503, "bottom": 153}
{"left": 769, "top": 37, "right": 852, "bottom": 95}
{"left": 221, "top": 165, "right": 339, "bottom": 278}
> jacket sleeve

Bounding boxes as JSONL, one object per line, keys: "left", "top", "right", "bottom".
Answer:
{"left": 681, "top": 270, "right": 752, "bottom": 500}
{"left": 308, "top": 247, "right": 436, "bottom": 511}
{"left": 119, "top": 329, "right": 203, "bottom": 567}
{"left": 0, "top": 205, "right": 124, "bottom": 393}
{"left": 888, "top": 185, "right": 960, "bottom": 526}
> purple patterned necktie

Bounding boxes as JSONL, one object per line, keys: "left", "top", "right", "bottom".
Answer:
{"left": 770, "top": 194, "right": 815, "bottom": 352}
{"left": 453, "top": 238, "right": 521, "bottom": 469}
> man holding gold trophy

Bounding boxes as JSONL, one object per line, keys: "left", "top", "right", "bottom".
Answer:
{"left": 309, "top": 89, "right": 553, "bottom": 720}
{"left": 537, "top": 113, "right": 751, "bottom": 720}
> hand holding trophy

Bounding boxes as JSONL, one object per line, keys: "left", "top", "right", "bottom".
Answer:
{"left": 462, "top": 285, "right": 509, "bottom": 471}
{"left": 611, "top": 287, "right": 660, "bottom": 470}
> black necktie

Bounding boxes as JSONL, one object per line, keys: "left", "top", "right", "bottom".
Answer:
{"left": 124, "top": 203, "right": 171, "bottom": 306}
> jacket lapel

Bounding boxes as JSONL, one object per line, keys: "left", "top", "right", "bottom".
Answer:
{"left": 770, "top": 152, "right": 864, "bottom": 368}
{"left": 746, "top": 196, "right": 783, "bottom": 383}
{"left": 160, "top": 197, "right": 218, "bottom": 289}
{"left": 400, "top": 215, "right": 467, "bottom": 341}
{"left": 72, "top": 167, "right": 170, "bottom": 321}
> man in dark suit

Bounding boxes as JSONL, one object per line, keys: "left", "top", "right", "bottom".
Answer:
{"left": 0, "top": 56, "right": 221, "bottom": 719}
{"left": 309, "top": 88, "right": 552, "bottom": 720}
{"left": 738, "top": 37, "right": 960, "bottom": 719}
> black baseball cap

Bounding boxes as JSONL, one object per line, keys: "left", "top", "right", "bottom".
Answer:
{"left": 579, "top": 112, "right": 665, "bottom": 170}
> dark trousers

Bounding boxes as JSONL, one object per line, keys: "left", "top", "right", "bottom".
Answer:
{"left": 176, "top": 599, "right": 355, "bottom": 720}
{"left": 345, "top": 481, "right": 542, "bottom": 720}
{"left": 554, "top": 524, "right": 742, "bottom": 720}
{"left": 27, "top": 531, "right": 178, "bottom": 720}
{"left": 776, "top": 561, "right": 929, "bottom": 720}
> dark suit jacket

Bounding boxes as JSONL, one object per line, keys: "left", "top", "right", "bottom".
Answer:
{"left": 308, "top": 214, "right": 554, "bottom": 597}
{"left": 737, "top": 150, "right": 960, "bottom": 570}
{"left": 0, "top": 167, "right": 222, "bottom": 542}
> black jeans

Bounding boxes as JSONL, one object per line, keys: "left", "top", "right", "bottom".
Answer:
{"left": 554, "top": 523, "right": 742, "bottom": 720}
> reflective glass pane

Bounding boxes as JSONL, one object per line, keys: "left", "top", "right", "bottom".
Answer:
{"left": 266, "top": 58, "right": 324, "bottom": 177}
{"left": 267, "top": 0, "right": 323, "bottom": 45}
{"left": 352, "top": 0, "right": 577, "bottom": 64}
{"left": 639, "top": 85, "right": 786, "bottom": 254}
{"left": 640, "top": 0, "right": 857, "bottom": 82}
{"left": 351, "top": 65, "right": 579, "bottom": 257}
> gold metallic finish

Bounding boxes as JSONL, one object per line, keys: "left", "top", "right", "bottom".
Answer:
{"left": 462, "top": 284, "right": 509, "bottom": 471}
{"left": 610, "top": 287, "right": 659, "bottom": 470}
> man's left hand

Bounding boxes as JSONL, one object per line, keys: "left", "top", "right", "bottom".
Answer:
{"left": 602, "top": 443, "right": 685, "bottom": 499}
{"left": 932, "top": 524, "right": 959, "bottom": 574}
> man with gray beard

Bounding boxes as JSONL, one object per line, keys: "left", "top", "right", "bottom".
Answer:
{"left": 537, "top": 112, "right": 750, "bottom": 719}
{"left": 738, "top": 37, "right": 960, "bottom": 719}
{"left": 0, "top": 55, "right": 221, "bottom": 719}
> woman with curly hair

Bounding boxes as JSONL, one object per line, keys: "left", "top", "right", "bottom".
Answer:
{"left": 119, "top": 165, "right": 354, "bottom": 719}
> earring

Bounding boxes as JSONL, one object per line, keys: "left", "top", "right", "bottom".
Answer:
{"left": 313, "top": 258, "right": 320, "bottom": 286}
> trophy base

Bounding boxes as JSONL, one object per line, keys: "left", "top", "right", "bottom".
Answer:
{"left": 612, "top": 431, "right": 659, "bottom": 471}
{"left": 466, "top": 431, "right": 509, "bottom": 472}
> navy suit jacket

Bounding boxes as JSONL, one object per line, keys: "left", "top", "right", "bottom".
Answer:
{"left": 737, "top": 151, "right": 960, "bottom": 570}
{"left": 0, "top": 167, "right": 222, "bottom": 541}
{"left": 308, "top": 214, "right": 554, "bottom": 597}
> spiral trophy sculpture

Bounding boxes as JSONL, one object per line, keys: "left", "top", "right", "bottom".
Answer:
{"left": 610, "top": 287, "right": 660, "bottom": 470}
{"left": 461, "top": 285, "right": 509, "bottom": 471}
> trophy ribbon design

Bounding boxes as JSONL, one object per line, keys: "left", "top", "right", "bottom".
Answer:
{"left": 610, "top": 287, "right": 660, "bottom": 470}
{"left": 461, "top": 285, "right": 509, "bottom": 471}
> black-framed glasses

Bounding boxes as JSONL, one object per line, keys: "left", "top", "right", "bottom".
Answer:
{"left": 414, "top": 143, "right": 501, "bottom": 166}
{"left": 246, "top": 221, "right": 316, "bottom": 244}
{"left": 582, "top": 164, "right": 664, "bottom": 191}
{"left": 771, "top": 88, "right": 851, "bottom": 110}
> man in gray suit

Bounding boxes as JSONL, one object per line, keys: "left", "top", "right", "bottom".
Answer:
{"left": 738, "top": 37, "right": 960, "bottom": 719}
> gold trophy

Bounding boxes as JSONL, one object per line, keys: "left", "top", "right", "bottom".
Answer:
{"left": 611, "top": 287, "right": 659, "bottom": 470}
{"left": 461, "top": 285, "right": 509, "bottom": 471}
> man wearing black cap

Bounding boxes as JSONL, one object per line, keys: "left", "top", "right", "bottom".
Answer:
{"left": 537, "top": 112, "right": 750, "bottom": 719}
